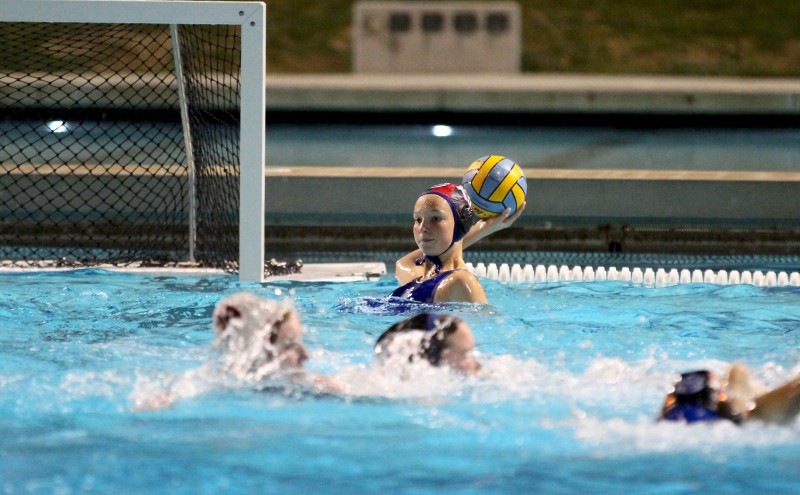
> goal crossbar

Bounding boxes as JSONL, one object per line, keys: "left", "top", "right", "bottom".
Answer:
{"left": 0, "top": 0, "right": 267, "bottom": 282}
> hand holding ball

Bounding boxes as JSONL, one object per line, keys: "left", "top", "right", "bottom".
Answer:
{"left": 461, "top": 155, "right": 527, "bottom": 219}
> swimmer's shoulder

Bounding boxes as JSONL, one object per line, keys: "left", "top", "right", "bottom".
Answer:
{"left": 434, "top": 268, "right": 487, "bottom": 304}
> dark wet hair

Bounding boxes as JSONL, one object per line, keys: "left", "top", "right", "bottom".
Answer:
{"left": 375, "top": 313, "right": 462, "bottom": 366}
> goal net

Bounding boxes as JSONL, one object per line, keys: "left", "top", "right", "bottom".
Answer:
{"left": 0, "top": 1, "right": 266, "bottom": 281}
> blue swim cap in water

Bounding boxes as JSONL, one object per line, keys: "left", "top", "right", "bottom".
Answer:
{"left": 659, "top": 370, "right": 743, "bottom": 424}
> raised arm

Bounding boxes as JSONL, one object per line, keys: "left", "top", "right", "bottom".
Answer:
{"left": 750, "top": 376, "right": 800, "bottom": 425}
{"left": 462, "top": 202, "right": 526, "bottom": 250}
{"left": 725, "top": 363, "right": 800, "bottom": 425}
{"left": 395, "top": 249, "right": 423, "bottom": 284}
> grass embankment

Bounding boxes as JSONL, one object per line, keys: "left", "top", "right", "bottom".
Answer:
{"left": 264, "top": 0, "right": 800, "bottom": 76}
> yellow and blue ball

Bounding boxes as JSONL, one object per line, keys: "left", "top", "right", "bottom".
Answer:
{"left": 461, "top": 155, "right": 527, "bottom": 219}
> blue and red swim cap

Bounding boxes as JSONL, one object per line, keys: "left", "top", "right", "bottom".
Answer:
{"left": 420, "top": 183, "right": 475, "bottom": 243}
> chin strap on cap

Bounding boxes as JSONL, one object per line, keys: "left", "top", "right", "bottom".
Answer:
{"left": 414, "top": 254, "right": 443, "bottom": 274}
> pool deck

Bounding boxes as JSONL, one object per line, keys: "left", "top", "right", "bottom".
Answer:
{"left": 0, "top": 262, "right": 388, "bottom": 282}
{"left": 262, "top": 73, "right": 800, "bottom": 254}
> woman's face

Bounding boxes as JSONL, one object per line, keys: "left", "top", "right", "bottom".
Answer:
{"left": 413, "top": 194, "right": 454, "bottom": 256}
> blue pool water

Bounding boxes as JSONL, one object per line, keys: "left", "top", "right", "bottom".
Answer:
{"left": 2, "top": 268, "right": 800, "bottom": 494}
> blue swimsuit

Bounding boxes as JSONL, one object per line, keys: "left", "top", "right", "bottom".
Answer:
{"left": 390, "top": 270, "right": 457, "bottom": 303}
{"left": 661, "top": 403, "right": 721, "bottom": 423}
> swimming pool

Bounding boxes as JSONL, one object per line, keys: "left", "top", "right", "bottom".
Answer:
{"left": 2, "top": 268, "right": 799, "bottom": 494}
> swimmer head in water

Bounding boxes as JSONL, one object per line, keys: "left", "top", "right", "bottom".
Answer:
{"left": 212, "top": 292, "right": 309, "bottom": 379}
{"left": 660, "top": 370, "right": 743, "bottom": 424}
{"left": 374, "top": 313, "right": 481, "bottom": 374}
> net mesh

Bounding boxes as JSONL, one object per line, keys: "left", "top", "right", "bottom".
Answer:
{"left": 0, "top": 21, "right": 242, "bottom": 271}
{"left": 179, "top": 25, "right": 241, "bottom": 272}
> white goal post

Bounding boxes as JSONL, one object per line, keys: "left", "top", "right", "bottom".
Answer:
{"left": 0, "top": 0, "right": 267, "bottom": 282}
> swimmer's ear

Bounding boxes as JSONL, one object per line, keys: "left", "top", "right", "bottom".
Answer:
{"left": 214, "top": 305, "right": 242, "bottom": 334}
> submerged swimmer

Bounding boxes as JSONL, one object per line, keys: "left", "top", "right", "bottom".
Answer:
{"left": 659, "top": 364, "right": 800, "bottom": 425}
{"left": 212, "top": 292, "right": 310, "bottom": 380}
{"left": 211, "top": 292, "right": 342, "bottom": 393}
{"left": 374, "top": 312, "right": 481, "bottom": 374}
{"left": 392, "top": 183, "right": 525, "bottom": 304}
{"left": 134, "top": 292, "right": 340, "bottom": 410}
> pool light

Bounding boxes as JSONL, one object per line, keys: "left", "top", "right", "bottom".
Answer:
{"left": 431, "top": 124, "right": 453, "bottom": 137}
{"left": 47, "top": 120, "right": 69, "bottom": 133}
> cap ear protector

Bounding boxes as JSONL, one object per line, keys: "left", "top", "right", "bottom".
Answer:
{"left": 419, "top": 313, "right": 458, "bottom": 366}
